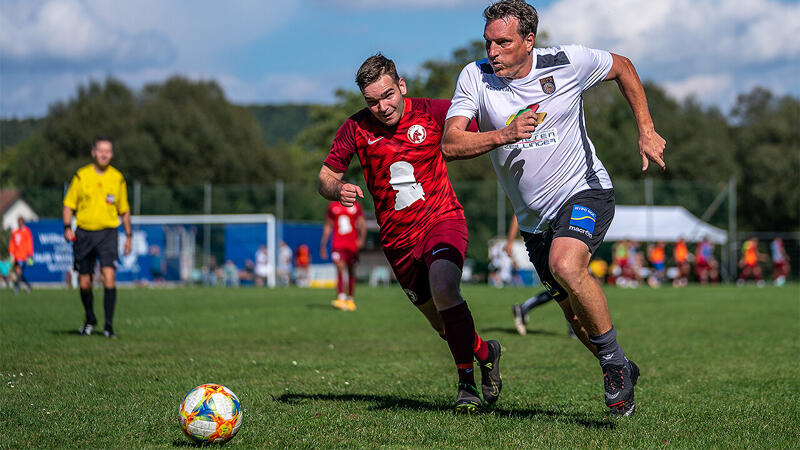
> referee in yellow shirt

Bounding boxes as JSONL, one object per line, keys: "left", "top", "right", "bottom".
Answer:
{"left": 63, "top": 136, "right": 132, "bottom": 338}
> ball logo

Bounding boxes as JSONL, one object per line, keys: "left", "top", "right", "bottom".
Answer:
{"left": 407, "top": 125, "right": 426, "bottom": 144}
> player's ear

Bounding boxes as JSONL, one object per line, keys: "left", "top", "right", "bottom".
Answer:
{"left": 398, "top": 78, "right": 407, "bottom": 96}
{"left": 526, "top": 33, "right": 535, "bottom": 54}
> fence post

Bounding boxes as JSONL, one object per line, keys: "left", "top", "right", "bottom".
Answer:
{"left": 203, "top": 182, "right": 212, "bottom": 266}
{"left": 133, "top": 181, "right": 141, "bottom": 216}
{"left": 276, "top": 180, "right": 284, "bottom": 245}
{"left": 728, "top": 177, "right": 737, "bottom": 283}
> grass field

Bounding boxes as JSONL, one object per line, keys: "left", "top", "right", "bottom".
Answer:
{"left": 1, "top": 284, "right": 799, "bottom": 448}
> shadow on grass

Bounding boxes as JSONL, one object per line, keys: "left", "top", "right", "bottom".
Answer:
{"left": 480, "top": 326, "right": 562, "bottom": 337}
{"left": 49, "top": 329, "right": 87, "bottom": 336}
{"left": 276, "top": 392, "right": 614, "bottom": 430}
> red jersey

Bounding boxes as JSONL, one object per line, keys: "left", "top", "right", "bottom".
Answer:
{"left": 327, "top": 201, "right": 363, "bottom": 251}
{"left": 324, "top": 98, "right": 464, "bottom": 250}
{"left": 9, "top": 226, "right": 34, "bottom": 262}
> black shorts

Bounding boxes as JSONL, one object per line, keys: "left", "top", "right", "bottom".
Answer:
{"left": 521, "top": 189, "right": 615, "bottom": 301}
{"left": 73, "top": 228, "right": 118, "bottom": 274}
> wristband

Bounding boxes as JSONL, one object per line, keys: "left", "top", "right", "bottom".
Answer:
{"left": 64, "top": 224, "right": 71, "bottom": 230}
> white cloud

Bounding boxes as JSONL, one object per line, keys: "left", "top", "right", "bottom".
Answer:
{"left": 325, "top": 0, "right": 487, "bottom": 9}
{"left": 0, "top": 0, "right": 173, "bottom": 70}
{"left": 661, "top": 74, "right": 734, "bottom": 104}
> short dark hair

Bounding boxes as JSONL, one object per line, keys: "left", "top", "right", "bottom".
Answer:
{"left": 484, "top": 0, "right": 538, "bottom": 38}
{"left": 92, "top": 135, "right": 113, "bottom": 148}
{"left": 356, "top": 53, "right": 400, "bottom": 92}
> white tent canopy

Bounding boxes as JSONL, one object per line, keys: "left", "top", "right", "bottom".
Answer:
{"left": 606, "top": 205, "right": 727, "bottom": 244}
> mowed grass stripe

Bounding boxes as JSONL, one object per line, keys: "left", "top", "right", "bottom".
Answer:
{"left": 1, "top": 285, "right": 798, "bottom": 448}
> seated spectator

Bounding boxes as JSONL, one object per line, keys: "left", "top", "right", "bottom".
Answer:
{"left": 294, "top": 244, "right": 311, "bottom": 287}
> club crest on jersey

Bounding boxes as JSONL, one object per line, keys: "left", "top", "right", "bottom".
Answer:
{"left": 407, "top": 125, "right": 426, "bottom": 144}
{"left": 105, "top": 194, "right": 115, "bottom": 204}
{"left": 539, "top": 76, "right": 556, "bottom": 94}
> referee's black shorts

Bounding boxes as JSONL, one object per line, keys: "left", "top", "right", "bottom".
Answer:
{"left": 73, "top": 228, "right": 118, "bottom": 274}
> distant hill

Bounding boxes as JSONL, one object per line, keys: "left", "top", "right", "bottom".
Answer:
{"left": 245, "top": 104, "right": 312, "bottom": 145}
{"left": 1, "top": 118, "right": 42, "bottom": 149}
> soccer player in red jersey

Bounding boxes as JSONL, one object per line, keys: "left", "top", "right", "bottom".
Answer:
{"left": 318, "top": 54, "right": 501, "bottom": 413}
{"left": 320, "top": 200, "right": 366, "bottom": 311}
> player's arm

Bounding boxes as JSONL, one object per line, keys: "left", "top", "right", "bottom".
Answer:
{"left": 442, "top": 112, "right": 540, "bottom": 161}
{"left": 318, "top": 165, "right": 363, "bottom": 207}
{"left": 355, "top": 215, "right": 367, "bottom": 249}
{"left": 320, "top": 216, "right": 332, "bottom": 260}
{"left": 62, "top": 206, "right": 76, "bottom": 242}
{"left": 121, "top": 211, "right": 132, "bottom": 255}
{"left": 604, "top": 53, "right": 666, "bottom": 171}
{"left": 503, "top": 215, "right": 519, "bottom": 257}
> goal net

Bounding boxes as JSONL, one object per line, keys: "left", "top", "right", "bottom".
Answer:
{"left": 130, "top": 214, "right": 277, "bottom": 287}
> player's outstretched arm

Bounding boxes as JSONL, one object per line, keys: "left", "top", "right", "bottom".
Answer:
{"left": 318, "top": 165, "right": 363, "bottom": 207}
{"left": 605, "top": 53, "right": 666, "bottom": 171}
{"left": 442, "top": 112, "right": 540, "bottom": 161}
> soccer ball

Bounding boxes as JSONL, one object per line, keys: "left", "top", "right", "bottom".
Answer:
{"left": 179, "top": 383, "right": 243, "bottom": 443}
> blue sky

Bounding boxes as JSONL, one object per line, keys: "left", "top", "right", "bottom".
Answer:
{"left": 2, "top": 0, "right": 799, "bottom": 118}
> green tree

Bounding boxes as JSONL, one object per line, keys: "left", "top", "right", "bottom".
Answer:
{"left": 732, "top": 88, "right": 800, "bottom": 231}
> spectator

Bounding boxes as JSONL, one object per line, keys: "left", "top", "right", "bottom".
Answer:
{"left": 673, "top": 238, "right": 691, "bottom": 287}
{"left": 9, "top": 217, "right": 34, "bottom": 294}
{"left": 647, "top": 241, "right": 666, "bottom": 287}
{"left": 223, "top": 260, "right": 239, "bottom": 287}
{"left": 277, "top": 241, "right": 293, "bottom": 286}
{"left": 488, "top": 241, "right": 513, "bottom": 287}
{"left": 294, "top": 244, "right": 311, "bottom": 287}
{"left": 588, "top": 257, "right": 608, "bottom": 284}
{"left": 738, "top": 238, "right": 767, "bottom": 287}
{"left": 770, "top": 237, "right": 790, "bottom": 287}
{"left": 254, "top": 245, "right": 272, "bottom": 287}
{"left": 239, "top": 259, "right": 255, "bottom": 286}
{"left": 0, "top": 253, "right": 12, "bottom": 288}
{"left": 149, "top": 245, "right": 166, "bottom": 286}
{"left": 694, "top": 237, "right": 719, "bottom": 284}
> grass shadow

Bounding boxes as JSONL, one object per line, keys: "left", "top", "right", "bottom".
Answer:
{"left": 275, "top": 392, "right": 614, "bottom": 430}
{"left": 480, "top": 326, "right": 562, "bottom": 337}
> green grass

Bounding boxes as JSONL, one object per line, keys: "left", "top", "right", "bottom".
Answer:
{"left": 1, "top": 284, "right": 799, "bottom": 448}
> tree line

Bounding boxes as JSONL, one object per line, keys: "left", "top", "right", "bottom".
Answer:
{"left": 1, "top": 40, "right": 798, "bottom": 242}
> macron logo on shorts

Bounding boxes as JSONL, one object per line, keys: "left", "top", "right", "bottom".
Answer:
{"left": 569, "top": 205, "right": 596, "bottom": 237}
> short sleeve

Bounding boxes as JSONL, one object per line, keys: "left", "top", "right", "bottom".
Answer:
{"left": 63, "top": 174, "right": 80, "bottom": 210}
{"left": 446, "top": 62, "right": 480, "bottom": 121}
{"left": 564, "top": 44, "right": 613, "bottom": 91}
{"left": 324, "top": 118, "right": 358, "bottom": 173}
{"left": 117, "top": 176, "right": 130, "bottom": 215}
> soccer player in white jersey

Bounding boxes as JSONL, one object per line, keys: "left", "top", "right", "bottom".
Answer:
{"left": 442, "top": 0, "right": 666, "bottom": 417}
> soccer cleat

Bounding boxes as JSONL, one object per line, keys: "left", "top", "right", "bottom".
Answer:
{"left": 331, "top": 299, "right": 348, "bottom": 311}
{"left": 604, "top": 359, "right": 640, "bottom": 417}
{"left": 79, "top": 321, "right": 95, "bottom": 336}
{"left": 345, "top": 299, "right": 357, "bottom": 311}
{"left": 477, "top": 340, "right": 502, "bottom": 404}
{"left": 454, "top": 382, "right": 481, "bottom": 414}
{"left": 511, "top": 304, "right": 527, "bottom": 335}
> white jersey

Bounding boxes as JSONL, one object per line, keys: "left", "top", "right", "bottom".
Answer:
{"left": 447, "top": 45, "right": 614, "bottom": 233}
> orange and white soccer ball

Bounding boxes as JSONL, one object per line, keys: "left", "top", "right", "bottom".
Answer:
{"left": 179, "top": 383, "right": 243, "bottom": 443}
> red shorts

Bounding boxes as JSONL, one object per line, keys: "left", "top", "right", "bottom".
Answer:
{"left": 331, "top": 248, "right": 359, "bottom": 266}
{"left": 383, "top": 219, "right": 468, "bottom": 306}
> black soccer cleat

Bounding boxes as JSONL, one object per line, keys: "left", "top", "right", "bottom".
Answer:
{"left": 604, "top": 359, "right": 639, "bottom": 417}
{"left": 478, "top": 340, "right": 502, "bottom": 404}
{"left": 454, "top": 382, "right": 481, "bottom": 414}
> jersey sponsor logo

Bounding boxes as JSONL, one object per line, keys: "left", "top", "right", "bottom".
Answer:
{"left": 569, "top": 205, "right": 596, "bottom": 237}
{"left": 105, "top": 194, "right": 115, "bottom": 204}
{"left": 505, "top": 105, "right": 547, "bottom": 126}
{"left": 367, "top": 136, "right": 384, "bottom": 145}
{"left": 407, "top": 125, "right": 426, "bottom": 144}
{"left": 539, "top": 76, "right": 556, "bottom": 94}
{"left": 389, "top": 161, "right": 425, "bottom": 210}
{"left": 503, "top": 127, "right": 559, "bottom": 150}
